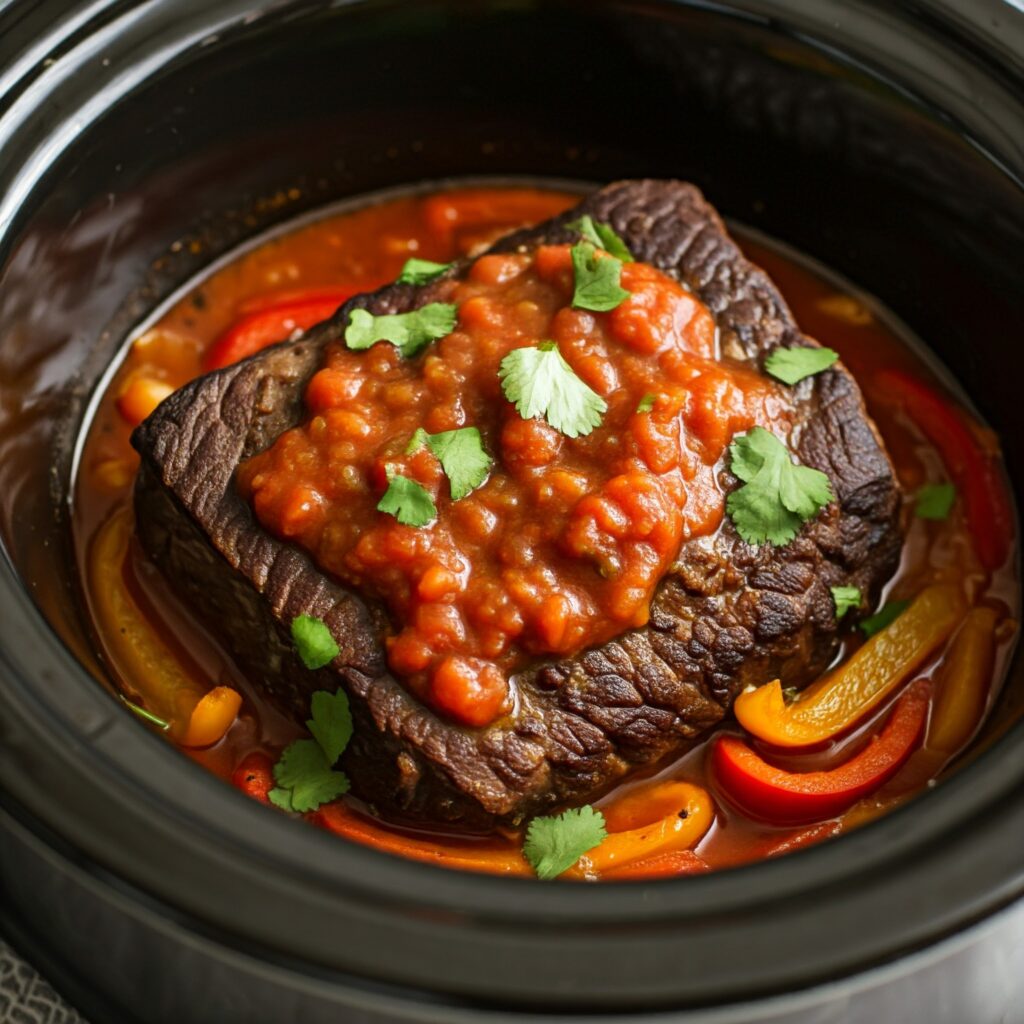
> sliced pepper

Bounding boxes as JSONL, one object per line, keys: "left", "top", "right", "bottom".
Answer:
{"left": 203, "top": 288, "right": 355, "bottom": 371}
{"left": 714, "top": 680, "right": 930, "bottom": 824}
{"left": 602, "top": 850, "right": 709, "bottom": 880}
{"left": 89, "top": 507, "right": 208, "bottom": 735}
{"left": 925, "top": 605, "right": 999, "bottom": 761}
{"left": 181, "top": 685, "right": 243, "bottom": 748}
{"left": 735, "top": 583, "right": 964, "bottom": 747}
{"left": 874, "top": 369, "right": 1013, "bottom": 570}
{"left": 566, "top": 782, "right": 712, "bottom": 879}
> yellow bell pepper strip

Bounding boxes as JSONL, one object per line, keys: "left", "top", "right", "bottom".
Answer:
{"left": 181, "top": 685, "right": 243, "bottom": 748}
{"left": 920, "top": 606, "right": 1000, "bottom": 769}
{"left": 714, "top": 681, "right": 930, "bottom": 824}
{"left": 602, "top": 850, "right": 709, "bottom": 880}
{"left": 89, "top": 506, "right": 208, "bottom": 736}
{"left": 734, "top": 584, "right": 966, "bottom": 747}
{"left": 565, "top": 782, "right": 712, "bottom": 879}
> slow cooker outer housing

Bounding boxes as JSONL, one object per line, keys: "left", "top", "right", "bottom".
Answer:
{"left": 0, "top": 1, "right": 1023, "bottom": 1021}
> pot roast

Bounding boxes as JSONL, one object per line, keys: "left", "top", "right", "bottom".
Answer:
{"left": 132, "top": 180, "right": 902, "bottom": 828}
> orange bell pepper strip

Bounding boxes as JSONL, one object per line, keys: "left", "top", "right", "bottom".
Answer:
{"left": 602, "top": 850, "right": 709, "bottom": 880}
{"left": 566, "top": 782, "right": 712, "bottom": 879}
{"left": 313, "top": 802, "right": 533, "bottom": 877}
{"left": 925, "top": 605, "right": 1000, "bottom": 761}
{"left": 180, "top": 685, "right": 242, "bottom": 748}
{"left": 88, "top": 507, "right": 208, "bottom": 736}
{"left": 203, "top": 288, "right": 355, "bottom": 371}
{"left": 735, "top": 584, "right": 965, "bottom": 747}
{"left": 874, "top": 369, "right": 1013, "bottom": 570}
{"left": 714, "top": 680, "right": 930, "bottom": 824}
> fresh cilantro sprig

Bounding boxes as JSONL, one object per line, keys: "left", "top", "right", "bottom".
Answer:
{"left": 396, "top": 258, "right": 453, "bottom": 286}
{"left": 914, "top": 482, "right": 956, "bottom": 521}
{"left": 523, "top": 806, "right": 608, "bottom": 880}
{"left": 345, "top": 303, "right": 457, "bottom": 358}
{"left": 764, "top": 346, "right": 838, "bottom": 385}
{"left": 499, "top": 342, "right": 607, "bottom": 438}
{"left": 830, "top": 585, "right": 862, "bottom": 621}
{"left": 570, "top": 242, "right": 630, "bottom": 312}
{"left": 860, "top": 599, "right": 909, "bottom": 638}
{"left": 407, "top": 426, "right": 492, "bottom": 500}
{"left": 377, "top": 469, "right": 437, "bottom": 527}
{"left": 291, "top": 615, "right": 340, "bottom": 670}
{"left": 566, "top": 215, "right": 634, "bottom": 263}
{"left": 726, "top": 427, "right": 834, "bottom": 547}
{"left": 636, "top": 393, "right": 657, "bottom": 414}
{"left": 269, "top": 688, "right": 353, "bottom": 813}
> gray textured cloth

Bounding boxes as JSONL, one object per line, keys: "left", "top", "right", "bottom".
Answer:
{"left": 0, "top": 941, "right": 84, "bottom": 1024}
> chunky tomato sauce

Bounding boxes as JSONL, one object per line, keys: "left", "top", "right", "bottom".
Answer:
{"left": 238, "top": 245, "right": 788, "bottom": 726}
{"left": 73, "top": 184, "right": 1019, "bottom": 880}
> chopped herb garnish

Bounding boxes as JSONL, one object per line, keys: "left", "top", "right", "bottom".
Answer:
{"left": 726, "top": 427, "right": 834, "bottom": 547}
{"left": 121, "top": 698, "right": 170, "bottom": 731}
{"left": 344, "top": 302, "right": 457, "bottom": 358}
{"left": 566, "top": 215, "right": 634, "bottom": 262}
{"left": 377, "top": 470, "right": 437, "bottom": 527}
{"left": 860, "top": 599, "right": 910, "bottom": 638}
{"left": 407, "top": 426, "right": 492, "bottom": 500}
{"left": 523, "top": 805, "right": 608, "bottom": 880}
{"left": 395, "top": 258, "right": 453, "bottom": 286}
{"left": 499, "top": 342, "right": 607, "bottom": 438}
{"left": 269, "top": 688, "right": 353, "bottom": 813}
{"left": 764, "top": 346, "right": 839, "bottom": 385}
{"left": 291, "top": 615, "right": 340, "bottom": 670}
{"left": 570, "top": 241, "right": 630, "bottom": 312}
{"left": 915, "top": 482, "right": 956, "bottom": 521}
{"left": 636, "top": 393, "right": 657, "bottom": 414}
{"left": 830, "top": 585, "right": 862, "bottom": 621}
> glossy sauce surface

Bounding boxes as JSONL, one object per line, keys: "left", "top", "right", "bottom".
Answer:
{"left": 73, "top": 185, "right": 1019, "bottom": 878}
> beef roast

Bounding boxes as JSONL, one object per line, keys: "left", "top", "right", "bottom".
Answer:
{"left": 132, "top": 180, "right": 902, "bottom": 828}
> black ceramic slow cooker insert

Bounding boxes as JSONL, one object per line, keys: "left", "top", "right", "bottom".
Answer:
{"left": 1, "top": 2, "right": 1023, "bottom": 1022}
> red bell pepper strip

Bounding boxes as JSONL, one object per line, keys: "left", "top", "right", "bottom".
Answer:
{"left": 231, "top": 752, "right": 275, "bottom": 805}
{"left": 204, "top": 288, "right": 355, "bottom": 371}
{"left": 714, "top": 680, "right": 931, "bottom": 824}
{"left": 874, "top": 369, "right": 1013, "bottom": 570}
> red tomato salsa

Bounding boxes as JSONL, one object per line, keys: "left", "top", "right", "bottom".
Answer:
{"left": 236, "top": 244, "right": 789, "bottom": 727}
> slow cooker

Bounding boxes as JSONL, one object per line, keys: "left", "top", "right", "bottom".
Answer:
{"left": 1, "top": 2, "right": 1022, "bottom": 1021}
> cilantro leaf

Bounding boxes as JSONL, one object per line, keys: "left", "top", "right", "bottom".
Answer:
{"left": 726, "top": 427, "right": 834, "bottom": 546}
{"left": 860, "top": 599, "right": 910, "bottom": 638}
{"left": 499, "top": 342, "right": 607, "bottom": 438}
{"left": 271, "top": 738, "right": 349, "bottom": 813}
{"left": 121, "top": 698, "right": 170, "bottom": 731}
{"left": 345, "top": 302, "right": 457, "bottom": 358}
{"left": 396, "top": 258, "right": 452, "bottom": 286}
{"left": 570, "top": 242, "right": 630, "bottom": 312}
{"left": 764, "top": 346, "right": 839, "bottom": 385}
{"left": 291, "top": 615, "right": 340, "bottom": 670}
{"left": 408, "top": 426, "right": 492, "bottom": 500}
{"left": 915, "top": 482, "right": 956, "bottom": 521}
{"left": 307, "top": 688, "right": 353, "bottom": 765}
{"left": 523, "top": 806, "right": 608, "bottom": 880}
{"left": 636, "top": 393, "right": 657, "bottom": 414}
{"left": 377, "top": 471, "right": 437, "bottom": 527}
{"left": 269, "top": 688, "right": 355, "bottom": 814}
{"left": 566, "top": 215, "right": 634, "bottom": 262}
{"left": 830, "top": 585, "right": 862, "bottom": 621}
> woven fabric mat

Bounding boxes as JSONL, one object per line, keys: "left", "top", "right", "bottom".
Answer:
{"left": 0, "top": 941, "right": 85, "bottom": 1024}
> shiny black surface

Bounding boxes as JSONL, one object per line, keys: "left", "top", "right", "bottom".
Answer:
{"left": 0, "top": 1, "right": 1022, "bottom": 1021}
